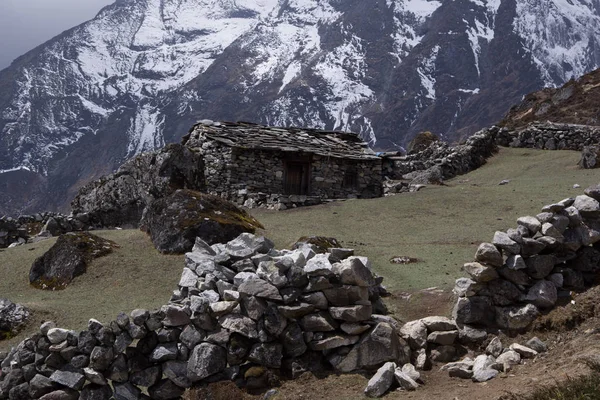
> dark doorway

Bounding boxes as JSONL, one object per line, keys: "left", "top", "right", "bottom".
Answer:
{"left": 284, "top": 161, "right": 310, "bottom": 195}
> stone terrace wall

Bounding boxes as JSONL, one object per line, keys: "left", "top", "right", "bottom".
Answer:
{"left": 382, "top": 127, "right": 498, "bottom": 181}
{"left": 495, "top": 122, "right": 600, "bottom": 151}
{"left": 0, "top": 234, "right": 409, "bottom": 400}
{"left": 453, "top": 184, "right": 600, "bottom": 331}
{"left": 0, "top": 213, "right": 85, "bottom": 249}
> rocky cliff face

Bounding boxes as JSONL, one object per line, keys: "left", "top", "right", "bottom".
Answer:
{"left": 1, "top": 0, "right": 600, "bottom": 215}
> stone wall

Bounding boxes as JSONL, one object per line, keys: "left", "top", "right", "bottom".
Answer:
{"left": 495, "top": 122, "right": 600, "bottom": 150}
{"left": 453, "top": 184, "right": 600, "bottom": 331}
{"left": 0, "top": 213, "right": 85, "bottom": 249}
{"left": 0, "top": 233, "right": 409, "bottom": 400}
{"left": 196, "top": 139, "right": 382, "bottom": 208}
{"left": 382, "top": 127, "right": 498, "bottom": 182}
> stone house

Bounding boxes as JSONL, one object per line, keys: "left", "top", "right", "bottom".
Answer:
{"left": 182, "top": 120, "right": 383, "bottom": 208}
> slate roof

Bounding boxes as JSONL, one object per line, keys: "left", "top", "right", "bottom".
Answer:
{"left": 186, "top": 120, "right": 380, "bottom": 160}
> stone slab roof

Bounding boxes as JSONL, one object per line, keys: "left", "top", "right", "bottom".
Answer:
{"left": 186, "top": 120, "right": 380, "bottom": 160}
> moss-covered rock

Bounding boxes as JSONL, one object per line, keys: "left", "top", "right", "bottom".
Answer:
{"left": 140, "top": 189, "right": 264, "bottom": 254}
{"left": 29, "top": 232, "right": 118, "bottom": 290}
{"left": 407, "top": 131, "right": 440, "bottom": 155}
{"left": 293, "top": 236, "right": 341, "bottom": 253}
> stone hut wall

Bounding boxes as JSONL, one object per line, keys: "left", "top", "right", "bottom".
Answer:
{"left": 453, "top": 184, "right": 600, "bottom": 331}
{"left": 0, "top": 234, "right": 409, "bottom": 400}
{"left": 495, "top": 122, "right": 600, "bottom": 150}
{"left": 196, "top": 138, "right": 382, "bottom": 207}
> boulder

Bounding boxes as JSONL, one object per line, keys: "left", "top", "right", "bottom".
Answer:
{"left": 492, "top": 231, "right": 520, "bottom": 254}
{"left": 29, "top": 232, "right": 117, "bottom": 290}
{"left": 0, "top": 299, "right": 29, "bottom": 340}
{"left": 419, "top": 316, "right": 457, "bottom": 332}
{"left": 525, "top": 337, "right": 547, "bottom": 353}
{"left": 486, "top": 337, "right": 503, "bottom": 357}
{"left": 509, "top": 343, "right": 538, "bottom": 358}
{"left": 400, "top": 320, "right": 428, "bottom": 350}
{"left": 364, "top": 362, "right": 395, "bottom": 398}
{"left": 140, "top": 189, "right": 263, "bottom": 254}
{"left": 453, "top": 296, "right": 494, "bottom": 326}
{"left": 578, "top": 145, "right": 600, "bottom": 169}
{"left": 225, "top": 234, "right": 274, "bottom": 259}
{"left": 71, "top": 143, "right": 206, "bottom": 227}
{"left": 573, "top": 195, "right": 600, "bottom": 218}
{"left": 517, "top": 216, "right": 542, "bottom": 235}
{"left": 333, "top": 322, "right": 410, "bottom": 372}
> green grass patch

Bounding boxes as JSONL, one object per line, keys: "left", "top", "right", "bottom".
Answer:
{"left": 252, "top": 147, "right": 600, "bottom": 292}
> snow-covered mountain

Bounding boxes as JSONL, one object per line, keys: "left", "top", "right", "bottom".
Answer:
{"left": 1, "top": 0, "right": 600, "bottom": 215}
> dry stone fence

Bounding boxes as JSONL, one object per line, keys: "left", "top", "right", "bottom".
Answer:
{"left": 0, "top": 233, "right": 411, "bottom": 400}
{"left": 453, "top": 183, "right": 600, "bottom": 331}
{"left": 495, "top": 122, "right": 600, "bottom": 151}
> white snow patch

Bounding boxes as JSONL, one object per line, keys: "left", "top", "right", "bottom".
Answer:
{"left": 0, "top": 166, "right": 31, "bottom": 174}
{"left": 279, "top": 61, "right": 302, "bottom": 93}
{"left": 417, "top": 45, "right": 440, "bottom": 100}
{"left": 126, "top": 106, "right": 165, "bottom": 157}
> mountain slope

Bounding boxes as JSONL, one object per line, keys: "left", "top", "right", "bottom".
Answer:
{"left": 1, "top": 0, "right": 600, "bottom": 215}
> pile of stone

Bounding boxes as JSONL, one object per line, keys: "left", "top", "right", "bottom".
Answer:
{"left": 0, "top": 299, "right": 29, "bottom": 340}
{"left": 441, "top": 336, "right": 547, "bottom": 382}
{"left": 381, "top": 127, "right": 498, "bottom": 185}
{"left": 241, "top": 193, "right": 323, "bottom": 210}
{"left": 0, "top": 233, "right": 409, "bottom": 399}
{"left": 453, "top": 183, "right": 600, "bottom": 331}
{"left": 0, "top": 213, "right": 85, "bottom": 249}
{"left": 495, "top": 122, "right": 600, "bottom": 151}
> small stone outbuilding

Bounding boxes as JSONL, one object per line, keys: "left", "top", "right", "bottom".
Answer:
{"left": 183, "top": 121, "right": 383, "bottom": 208}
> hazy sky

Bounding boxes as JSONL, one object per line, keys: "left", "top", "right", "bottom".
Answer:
{"left": 0, "top": 0, "right": 114, "bottom": 70}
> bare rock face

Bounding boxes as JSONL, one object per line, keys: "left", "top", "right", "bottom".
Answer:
{"left": 29, "top": 232, "right": 117, "bottom": 290}
{"left": 140, "top": 190, "right": 263, "bottom": 254}
{"left": 0, "top": 299, "right": 29, "bottom": 340}
{"left": 71, "top": 144, "right": 205, "bottom": 228}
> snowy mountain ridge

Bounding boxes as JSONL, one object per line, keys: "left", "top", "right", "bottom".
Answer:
{"left": 1, "top": 0, "right": 600, "bottom": 215}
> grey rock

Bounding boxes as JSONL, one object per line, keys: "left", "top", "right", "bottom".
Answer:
{"left": 394, "top": 370, "right": 419, "bottom": 391}
{"left": 218, "top": 314, "right": 258, "bottom": 339}
{"left": 248, "top": 343, "right": 283, "bottom": 368}
{"left": 162, "top": 361, "right": 192, "bottom": 388}
{"left": 495, "top": 304, "right": 539, "bottom": 330}
{"left": 486, "top": 337, "right": 503, "bottom": 357}
{"left": 472, "top": 354, "right": 497, "bottom": 382}
{"left": 526, "top": 255, "right": 557, "bottom": 279}
{"left": 281, "top": 323, "right": 307, "bottom": 358}
{"left": 496, "top": 350, "right": 521, "bottom": 370}
{"left": 38, "top": 390, "right": 79, "bottom": 400}
{"left": 225, "top": 233, "right": 274, "bottom": 259}
{"left": 131, "top": 309, "right": 150, "bottom": 326}
{"left": 278, "top": 303, "right": 316, "bottom": 319}
{"left": 364, "top": 362, "right": 395, "bottom": 398}
{"left": 329, "top": 305, "right": 372, "bottom": 322}
{"left": 209, "top": 301, "right": 238, "bottom": 317}
{"left": 526, "top": 280, "right": 557, "bottom": 308}
{"left": 453, "top": 296, "right": 494, "bottom": 326}
{"left": 333, "top": 322, "right": 410, "bottom": 372}
{"left": 448, "top": 366, "right": 473, "bottom": 379}
{"left": 300, "top": 292, "right": 329, "bottom": 310}
{"left": 107, "top": 354, "right": 129, "bottom": 383}
{"left": 541, "top": 222, "right": 564, "bottom": 240}
{"left": 333, "top": 257, "right": 376, "bottom": 287}
{"left": 129, "top": 366, "right": 161, "bottom": 388}
{"left": 79, "top": 385, "right": 113, "bottom": 400}
{"left": 486, "top": 279, "right": 522, "bottom": 306}
{"left": 463, "top": 262, "right": 499, "bottom": 282}
{"left": 162, "top": 305, "right": 191, "bottom": 327}
{"left": 517, "top": 216, "right": 542, "bottom": 235}
{"left": 419, "top": 316, "right": 457, "bottom": 332}
{"left": 28, "top": 374, "right": 57, "bottom": 399}
{"left": 83, "top": 368, "right": 108, "bottom": 386}
{"left": 187, "top": 343, "right": 227, "bottom": 382}
{"left": 526, "top": 337, "right": 547, "bottom": 353}
{"left": 430, "top": 345, "right": 456, "bottom": 363}
{"left": 240, "top": 296, "right": 267, "bottom": 321}
{"left": 49, "top": 367, "right": 85, "bottom": 391}
{"left": 257, "top": 261, "right": 288, "bottom": 288}
{"left": 400, "top": 320, "right": 428, "bottom": 350}
{"left": 149, "top": 343, "right": 178, "bottom": 363}
{"left": 299, "top": 312, "right": 338, "bottom": 332}
{"left": 427, "top": 330, "right": 458, "bottom": 345}
{"left": 498, "top": 267, "right": 531, "bottom": 286}
{"left": 520, "top": 238, "right": 546, "bottom": 257}
{"left": 46, "top": 328, "right": 69, "bottom": 345}
{"left": 573, "top": 195, "right": 600, "bottom": 217}
{"left": 401, "top": 363, "right": 420, "bottom": 381}
{"left": 112, "top": 382, "right": 141, "bottom": 400}
{"left": 309, "top": 334, "right": 360, "bottom": 351}
{"left": 177, "top": 268, "right": 198, "bottom": 288}
{"left": 147, "top": 379, "right": 185, "bottom": 400}
{"left": 89, "top": 346, "right": 114, "bottom": 371}
{"left": 237, "top": 278, "right": 282, "bottom": 301}
{"left": 506, "top": 254, "right": 526, "bottom": 270}
{"left": 492, "top": 231, "right": 520, "bottom": 254}
{"left": 453, "top": 278, "right": 482, "bottom": 297}
{"left": 322, "top": 285, "right": 369, "bottom": 307}
{"left": 304, "top": 253, "right": 334, "bottom": 276}
{"left": 457, "top": 324, "right": 488, "bottom": 344}
{"left": 474, "top": 243, "right": 503, "bottom": 267}
{"left": 509, "top": 343, "right": 538, "bottom": 358}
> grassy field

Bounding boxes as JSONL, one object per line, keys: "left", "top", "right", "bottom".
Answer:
{"left": 0, "top": 147, "right": 598, "bottom": 346}
{"left": 0, "top": 230, "right": 184, "bottom": 346}
{"left": 252, "top": 147, "right": 600, "bottom": 292}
